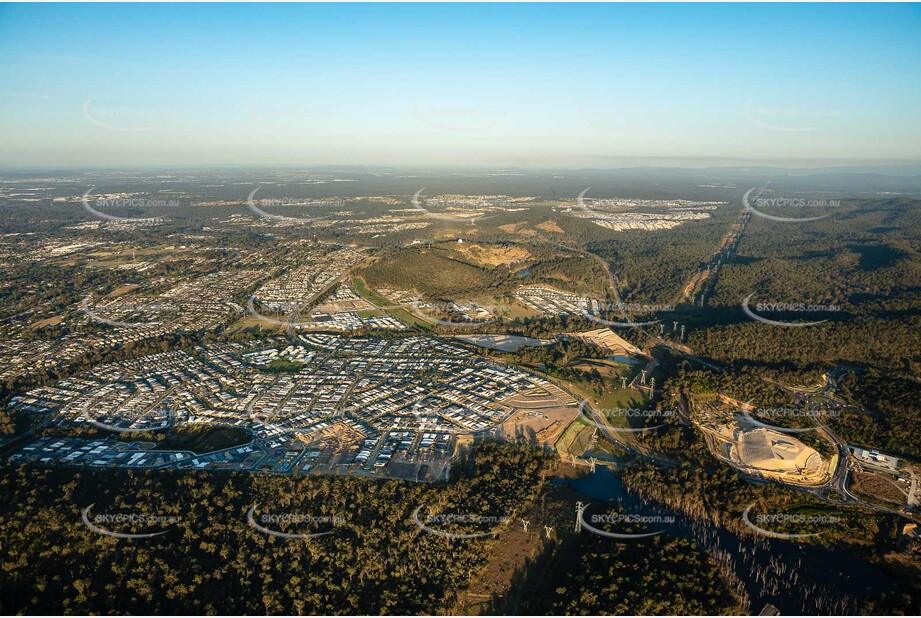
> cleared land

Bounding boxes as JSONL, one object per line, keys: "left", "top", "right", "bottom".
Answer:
{"left": 566, "top": 328, "right": 643, "bottom": 356}
{"left": 30, "top": 315, "right": 64, "bottom": 329}
{"left": 107, "top": 284, "right": 141, "bottom": 297}
{"left": 452, "top": 242, "right": 532, "bottom": 267}
{"left": 488, "top": 405, "right": 578, "bottom": 447}
{"left": 536, "top": 220, "right": 565, "bottom": 233}
{"left": 351, "top": 276, "right": 394, "bottom": 307}
{"left": 702, "top": 422, "right": 833, "bottom": 486}
{"left": 851, "top": 470, "right": 908, "bottom": 505}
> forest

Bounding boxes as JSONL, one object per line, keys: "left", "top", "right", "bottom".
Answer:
{"left": 0, "top": 442, "right": 549, "bottom": 615}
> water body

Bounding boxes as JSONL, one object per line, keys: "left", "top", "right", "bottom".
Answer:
{"left": 607, "top": 354, "right": 641, "bottom": 365}
{"left": 555, "top": 467, "right": 898, "bottom": 615}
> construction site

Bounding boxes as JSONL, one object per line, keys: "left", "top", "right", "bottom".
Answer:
{"left": 690, "top": 393, "right": 834, "bottom": 486}
{"left": 698, "top": 419, "right": 833, "bottom": 486}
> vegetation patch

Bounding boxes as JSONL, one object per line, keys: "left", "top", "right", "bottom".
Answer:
{"left": 260, "top": 358, "right": 305, "bottom": 373}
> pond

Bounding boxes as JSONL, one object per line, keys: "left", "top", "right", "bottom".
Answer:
{"left": 608, "top": 354, "right": 642, "bottom": 365}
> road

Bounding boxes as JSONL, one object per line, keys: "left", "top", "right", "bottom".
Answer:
{"left": 908, "top": 470, "right": 921, "bottom": 508}
{"left": 672, "top": 199, "right": 751, "bottom": 308}
{"left": 639, "top": 336, "right": 921, "bottom": 524}
{"left": 790, "top": 393, "right": 921, "bottom": 523}
{"left": 629, "top": 355, "right": 659, "bottom": 390}
{"left": 581, "top": 400, "right": 681, "bottom": 469}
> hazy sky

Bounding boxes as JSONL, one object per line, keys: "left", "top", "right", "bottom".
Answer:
{"left": 1, "top": 3, "right": 919, "bottom": 168}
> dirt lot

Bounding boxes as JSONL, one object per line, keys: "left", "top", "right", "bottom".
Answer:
{"left": 314, "top": 298, "right": 373, "bottom": 313}
{"left": 851, "top": 470, "right": 907, "bottom": 505}
{"left": 30, "top": 315, "right": 64, "bottom": 329}
{"left": 535, "top": 220, "right": 564, "bottom": 233}
{"left": 107, "top": 284, "right": 141, "bottom": 297}
{"left": 453, "top": 242, "right": 532, "bottom": 267}
{"left": 568, "top": 358, "right": 625, "bottom": 379}
{"left": 488, "top": 405, "right": 578, "bottom": 447}
{"left": 496, "top": 222, "right": 538, "bottom": 237}
{"left": 566, "top": 328, "right": 643, "bottom": 356}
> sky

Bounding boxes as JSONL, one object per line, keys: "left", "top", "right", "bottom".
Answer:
{"left": 0, "top": 3, "right": 919, "bottom": 169}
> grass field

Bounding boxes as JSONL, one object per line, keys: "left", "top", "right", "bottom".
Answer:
{"left": 351, "top": 276, "right": 395, "bottom": 307}
{"left": 558, "top": 376, "right": 647, "bottom": 413}
{"left": 351, "top": 276, "right": 439, "bottom": 329}
{"left": 555, "top": 417, "right": 592, "bottom": 456}
{"left": 226, "top": 316, "right": 283, "bottom": 334}
{"left": 568, "top": 357, "right": 629, "bottom": 379}
{"left": 388, "top": 307, "right": 433, "bottom": 330}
